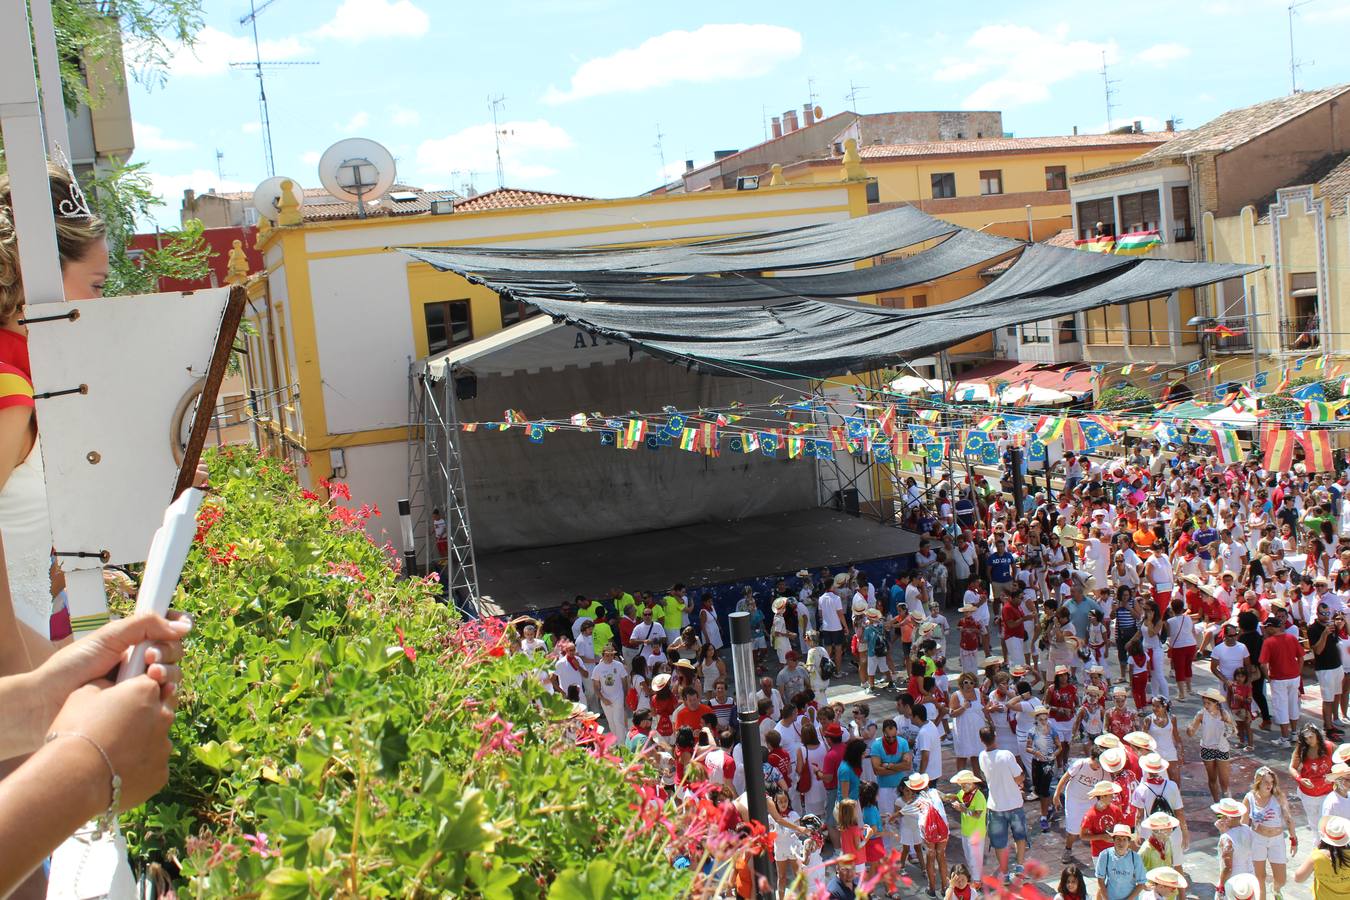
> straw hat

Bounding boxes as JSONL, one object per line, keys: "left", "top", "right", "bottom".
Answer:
{"left": 1123, "top": 731, "right": 1157, "bottom": 752}
{"left": 1143, "top": 812, "right": 1180, "bottom": 832}
{"left": 984, "top": 656, "right": 1005, "bottom": 667}
{"left": 1110, "top": 823, "right": 1134, "bottom": 838}
{"left": 958, "top": 604, "right": 976, "bottom": 613}
{"left": 773, "top": 597, "right": 789, "bottom": 613}
{"left": 852, "top": 597, "right": 869, "bottom": 614}
{"left": 796, "top": 569, "right": 811, "bottom": 578}
{"left": 1010, "top": 664, "right": 1030, "bottom": 677}
{"left": 906, "top": 773, "right": 931, "bottom": 791}
{"left": 1088, "top": 781, "right": 1121, "bottom": 799}
{"left": 673, "top": 659, "right": 696, "bottom": 671}
{"left": 1054, "top": 664, "right": 1071, "bottom": 676}
{"left": 1139, "top": 753, "right": 1168, "bottom": 774}
{"left": 1321, "top": 816, "right": 1350, "bottom": 848}
{"left": 1100, "top": 747, "right": 1127, "bottom": 773}
{"left": 1269, "top": 597, "right": 1288, "bottom": 609}
{"left": 1226, "top": 874, "right": 1260, "bottom": 900}
{"left": 1094, "top": 734, "right": 1122, "bottom": 750}
{"left": 1088, "top": 664, "right": 1105, "bottom": 675}
{"left": 1332, "top": 762, "right": 1350, "bottom": 779}
{"left": 1147, "top": 867, "right": 1187, "bottom": 890}
{"left": 865, "top": 607, "right": 882, "bottom": 620}
{"left": 651, "top": 673, "right": 672, "bottom": 691}
{"left": 1334, "top": 743, "right": 1350, "bottom": 765}
{"left": 1200, "top": 688, "right": 1227, "bottom": 704}
{"left": 951, "top": 770, "right": 983, "bottom": 786}
{"left": 1033, "top": 706, "right": 1050, "bottom": 717}
{"left": 1086, "top": 685, "right": 1104, "bottom": 696}
{"left": 1211, "top": 798, "right": 1246, "bottom": 818}
{"left": 570, "top": 702, "right": 600, "bottom": 720}
{"left": 832, "top": 573, "right": 851, "bottom": 589}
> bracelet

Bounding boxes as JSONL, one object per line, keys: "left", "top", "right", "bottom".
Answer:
{"left": 46, "top": 731, "right": 121, "bottom": 836}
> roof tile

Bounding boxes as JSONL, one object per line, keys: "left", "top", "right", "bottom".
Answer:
{"left": 1134, "top": 83, "right": 1350, "bottom": 160}
{"left": 857, "top": 132, "right": 1172, "bottom": 160}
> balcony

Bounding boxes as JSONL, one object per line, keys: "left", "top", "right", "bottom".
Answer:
{"left": 1281, "top": 315, "right": 1321, "bottom": 353}
{"left": 1210, "top": 318, "right": 1254, "bottom": 353}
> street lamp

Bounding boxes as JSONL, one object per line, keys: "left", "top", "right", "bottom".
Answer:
{"left": 728, "top": 611, "right": 772, "bottom": 896}
{"left": 1187, "top": 309, "right": 1269, "bottom": 382}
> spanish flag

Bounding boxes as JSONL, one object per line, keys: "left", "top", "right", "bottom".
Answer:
{"left": 1062, "top": 419, "right": 1088, "bottom": 453}
{"left": 1300, "top": 430, "right": 1336, "bottom": 473}
{"left": 1204, "top": 324, "right": 1244, "bottom": 338}
{"left": 1263, "top": 424, "right": 1296, "bottom": 471}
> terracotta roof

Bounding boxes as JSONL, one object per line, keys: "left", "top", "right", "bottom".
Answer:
{"left": 980, "top": 229, "right": 1076, "bottom": 274}
{"left": 857, "top": 132, "right": 1172, "bottom": 160}
{"left": 1134, "top": 83, "right": 1350, "bottom": 161}
{"left": 1314, "top": 154, "right": 1350, "bottom": 218}
{"left": 451, "top": 187, "right": 593, "bottom": 212}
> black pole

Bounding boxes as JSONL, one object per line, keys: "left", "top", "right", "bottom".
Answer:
{"left": 729, "top": 612, "right": 772, "bottom": 897}
{"left": 1010, "top": 446, "right": 1026, "bottom": 518}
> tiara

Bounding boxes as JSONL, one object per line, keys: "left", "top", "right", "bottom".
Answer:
{"left": 52, "top": 144, "right": 94, "bottom": 220}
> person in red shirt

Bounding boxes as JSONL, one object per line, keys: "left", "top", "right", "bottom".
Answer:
{"left": 1046, "top": 666, "right": 1079, "bottom": 766}
{"left": 1001, "top": 593, "right": 1028, "bottom": 666}
{"left": 1078, "top": 781, "right": 1125, "bottom": 860}
{"left": 674, "top": 686, "right": 715, "bottom": 733}
{"left": 820, "top": 722, "right": 847, "bottom": 844}
{"left": 650, "top": 674, "right": 678, "bottom": 742}
{"left": 958, "top": 608, "right": 982, "bottom": 672}
{"left": 617, "top": 607, "right": 638, "bottom": 663}
{"left": 1259, "top": 618, "right": 1305, "bottom": 742}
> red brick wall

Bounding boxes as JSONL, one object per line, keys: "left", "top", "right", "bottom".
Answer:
{"left": 128, "top": 225, "right": 260, "bottom": 293}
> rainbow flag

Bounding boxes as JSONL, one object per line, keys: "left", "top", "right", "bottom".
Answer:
{"left": 1300, "top": 430, "right": 1336, "bottom": 473}
{"left": 1206, "top": 428, "right": 1242, "bottom": 465}
{"left": 1264, "top": 425, "right": 1296, "bottom": 471}
{"left": 1120, "top": 364, "right": 1134, "bottom": 375}
{"left": 1033, "top": 415, "right": 1066, "bottom": 443}
{"left": 916, "top": 409, "right": 940, "bottom": 424}
{"left": 625, "top": 419, "right": 647, "bottom": 444}
{"left": 1114, "top": 230, "right": 1161, "bottom": 255}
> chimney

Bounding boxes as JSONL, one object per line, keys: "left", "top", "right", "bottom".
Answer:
{"left": 684, "top": 159, "right": 694, "bottom": 172}
{"left": 1072, "top": 125, "right": 1078, "bottom": 135}
{"left": 1165, "top": 119, "right": 1175, "bottom": 132}
{"left": 783, "top": 109, "right": 798, "bottom": 133}
{"left": 771, "top": 116, "right": 782, "bottom": 139}
{"left": 1133, "top": 119, "right": 1143, "bottom": 133}
{"left": 803, "top": 103, "right": 815, "bottom": 127}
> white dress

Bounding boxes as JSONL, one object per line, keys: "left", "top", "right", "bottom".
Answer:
{"left": 700, "top": 607, "right": 724, "bottom": 650}
{"left": 0, "top": 434, "right": 54, "bottom": 636}
{"left": 951, "top": 688, "right": 986, "bottom": 758}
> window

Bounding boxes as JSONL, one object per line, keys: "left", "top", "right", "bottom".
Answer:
{"left": 1076, "top": 198, "right": 1116, "bottom": 239}
{"left": 1118, "top": 190, "right": 1161, "bottom": 233}
{"left": 1021, "top": 321, "right": 1051, "bottom": 344}
{"left": 910, "top": 294, "right": 927, "bottom": 309}
{"left": 499, "top": 297, "right": 540, "bottom": 327}
{"left": 1085, "top": 305, "right": 1125, "bottom": 345}
{"left": 1127, "top": 297, "right": 1169, "bottom": 347}
{"left": 979, "top": 170, "right": 1003, "bottom": 195}
{"left": 865, "top": 180, "right": 880, "bottom": 203}
{"left": 425, "top": 300, "right": 472, "bottom": 354}
{"left": 930, "top": 172, "right": 956, "bottom": 199}
{"left": 1171, "top": 185, "right": 1194, "bottom": 241}
{"left": 1045, "top": 166, "right": 1068, "bottom": 191}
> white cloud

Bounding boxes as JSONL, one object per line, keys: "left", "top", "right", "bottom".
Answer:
{"left": 242, "top": 121, "right": 262, "bottom": 134}
{"left": 391, "top": 106, "right": 421, "bottom": 127}
{"left": 159, "top": 26, "right": 308, "bottom": 78}
{"left": 415, "top": 119, "right": 573, "bottom": 183}
{"left": 543, "top": 24, "right": 802, "bottom": 104}
{"left": 313, "top": 0, "right": 430, "bottom": 42}
{"left": 341, "top": 111, "right": 370, "bottom": 132}
{"left": 301, "top": 150, "right": 322, "bottom": 166}
{"left": 1136, "top": 43, "right": 1191, "bottom": 66}
{"left": 134, "top": 121, "right": 195, "bottom": 152}
{"left": 932, "top": 24, "right": 1116, "bottom": 109}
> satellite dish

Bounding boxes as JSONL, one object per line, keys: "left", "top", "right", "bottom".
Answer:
{"left": 317, "top": 138, "right": 396, "bottom": 209}
{"left": 813, "top": 105, "right": 824, "bottom": 120}
{"left": 252, "top": 175, "right": 304, "bottom": 222}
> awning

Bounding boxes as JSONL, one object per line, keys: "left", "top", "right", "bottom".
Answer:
{"left": 956, "top": 360, "right": 1096, "bottom": 398}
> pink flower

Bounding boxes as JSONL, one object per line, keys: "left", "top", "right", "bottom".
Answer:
{"left": 241, "top": 832, "right": 281, "bottom": 859}
{"left": 473, "top": 714, "right": 525, "bottom": 761}
{"left": 394, "top": 626, "right": 417, "bottom": 662}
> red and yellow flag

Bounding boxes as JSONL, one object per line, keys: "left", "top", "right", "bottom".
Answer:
{"left": 1299, "top": 430, "right": 1336, "bottom": 473}
{"left": 1263, "top": 424, "right": 1296, "bottom": 471}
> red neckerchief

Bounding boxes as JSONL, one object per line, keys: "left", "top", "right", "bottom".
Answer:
{"left": 882, "top": 736, "right": 899, "bottom": 755}
{"left": 565, "top": 654, "right": 583, "bottom": 672}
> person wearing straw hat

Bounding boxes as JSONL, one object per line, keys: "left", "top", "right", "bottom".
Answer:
{"left": 900, "top": 771, "right": 950, "bottom": 897}
{"left": 1079, "top": 781, "right": 1126, "bottom": 862}
{"left": 949, "top": 769, "right": 987, "bottom": 885}
{"left": 1214, "top": 798, "right": 1257, "bottom": 895}
{"left": 1100, "top": 747, "right": 1140, "bottom": 827}
{"left": 1047, "top": 664, "right": 1080, "bottom": 764}
{"left": 1224, "top": 873, "right": 1261, "bottom": 900}
{"left": 1295, "top": 814, "right": 1350, "bottom": 898}
{"left": 771, "top": 597, "right": 793, "bottom": 665}
{"left": 861, "top": 607, "right": 892, "bottom": 693}
{"left": 1138, "top": 811, "right": 1181, "bottom": 872}
{"left": 1094, "top": 823, "right": 1146, "bottom": 900}
{"left": 1323, "top": 762, "right": 1350, "bottom": 825}
{"left": 1138, "top": 866, "right": 1186, "bottom": 900}
{"left": 1131, "top": 753, "right": 1187, "bottom": 861}
{"left": 1188, "top": 687, "right": 1237, "bottom": 802}
{"left": 1027, "top": 706, "right": 1062, "bottom": 833}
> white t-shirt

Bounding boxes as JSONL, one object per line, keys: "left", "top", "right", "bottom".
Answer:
{"left": 1064, "top": 757, "right": 1103, "bottom": 809}
{"left": 979, "top": 747, "right": 1024, "bottom": 811}
{"left": 1165, "top": 614, "right": 1197, "bottom": 650}
{"left": 917, "top": 722, "right": 943, "bottom": 779}
{"left": 1210, "top": 641, "right": 1251, "bottom": 680}
{"left": 1146, "top": 555, "right": 1174, "bottom": 590}
{"left": 520, "top": 637, "right": 547, "bottom": 657}
{"left": 555, "top": 656, "right": 589, "bottom": 696}
{"left": 1130, "top": 777, "right": 1183, "bottom": 820}
{"left": 964, "top": 587, "right": 989, "bottom": 625}
{"left": 591, "top": 659, "right": 627, "bottom": 703}
{"left": 818, "top": 592, "right": 844, "bottom": 631}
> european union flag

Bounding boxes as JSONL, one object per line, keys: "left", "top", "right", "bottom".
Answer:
{"left": 1026, "top": 440, "right": 1047, "bottom": 462}
{"left": 1081, "top": 421, "right": 1113, "bottom": 449}
{"left": 527, "top": 424, "right": 546, "bottom": 443}
{"left": 981, "top": 443, "right": 1001, "bottom": 464}
{"left": 1292, "top": 382, "right": 1326, "bottom": 401}
{"left": 761, "top": 433, "right": 780, "bottom": 457}
{"left": 1186, "top": 360, "right": 1203, "bottom": 375}
{"left": 1149, "top": 373, "right": 1164, "bottom": 383}
{"left": 813, "top": 440, "right": 834, "bottom": 461}
{"left": 646, "top": 435, "right": 663, "bottom": 451}
{"left": 844, "top": 416, "right": 869, "bottom": 440}
{"left": 910, "top": 425, "right": 933, "bottom": 444}
{"left": 600, "top": 431, "right": 616, "bottom": 446}
{"left": 663, "top": 414, "right": 687, "bottom": 438}
{"left": 874, "top": 444, "right": 893, "bottom": 463}
{"left": 1254, "top": 372, "right": 1269, "bottom": 389}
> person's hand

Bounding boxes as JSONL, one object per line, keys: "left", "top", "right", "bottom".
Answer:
{"left": 193, "top": 461, "right": 210, "bottom": 489}
{"left": 38, "top": 613, "right": 193, "bottom": 720}
{"left": 46, "top": 676, "right": 174, "bottom": 812}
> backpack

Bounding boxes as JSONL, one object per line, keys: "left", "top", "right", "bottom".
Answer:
{"left": 866, "top": 624, "right": 890, "bottom": 657}
{"left": 921, "top": 800, "right": 950, "bottom": 844}
{"left": 1145, "top": 781, "right": 1174, "bottom": 818}
{"left": 818, "top": 653, "right": 838, "bottom": 681}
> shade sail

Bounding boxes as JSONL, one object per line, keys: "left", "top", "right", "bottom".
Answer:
{"left": 398, "top": 204, "right": 959, "bottom": 275}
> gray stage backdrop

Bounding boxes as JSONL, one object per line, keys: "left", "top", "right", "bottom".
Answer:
{"left": 456, "top": 357, "right": 818, "bottom": 553}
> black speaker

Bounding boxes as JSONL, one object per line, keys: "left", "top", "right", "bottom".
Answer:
{"left": 454, "top": 373, "right": 478, "bottom": 400}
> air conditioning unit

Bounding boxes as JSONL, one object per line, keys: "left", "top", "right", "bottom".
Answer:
{"left": 430, "top": 198, "right": 455, "bottom": 215}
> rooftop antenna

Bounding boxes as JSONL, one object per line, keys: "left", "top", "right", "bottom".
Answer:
{"left": 215, "top": 148, "right": 229, "bottom": 187}
{"left": 807, "top": 75, "right": 819, "bottom": 108}
{"left": 1288, "top": 0, "right": 1316, "bottom": 93}
{"left": 761, "top": 104, "right": 768, "bottom": 142}
{"left": 489, "top": 94, "right": 508, "bottom": 188}
{"left": 845, "top": 80, "right": 867, "bottom": 113}
{"left": 654, "top": 122, "right": 667, "bottom": 180}
{"left": 1100, "top": 50, "right": 1119, "bottom": 132}
{"left": 235, "top": 0, "right": 304, "bottom": 177}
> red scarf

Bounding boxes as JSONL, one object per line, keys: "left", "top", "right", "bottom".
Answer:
{"left": 882, "top": 736, "right": 899, "bottom": 756}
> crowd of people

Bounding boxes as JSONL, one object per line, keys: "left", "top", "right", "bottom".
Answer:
{"left": 523, "top": 443, "right": 1350, "bottom": 898}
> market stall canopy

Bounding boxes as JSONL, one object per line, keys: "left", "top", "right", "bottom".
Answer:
{"left": 889, "top": 375, "right": 1076, "bottom": 405}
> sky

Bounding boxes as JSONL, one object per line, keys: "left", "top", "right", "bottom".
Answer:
{"left": 126, "top": 0, "right": 1350, "bottom": 228}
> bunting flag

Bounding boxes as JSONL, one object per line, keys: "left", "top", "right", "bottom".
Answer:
{"left": 625, "top": 419, "right": 647, "bottom": 444}
{"left": 1186, "top": 361, "right": 1203, "bottom": 375}
{"left": 527, "top": 424, "right": 546, "bottom": 443}
{"left": 1253, "top": 372, "right": 1269, "bottom": 389}
{"left": 760, "top": 430, "right": 781, "bottom": 458}
{"left": 1304, "top": 401, "right": 1339, "bottom": 423}
{"left": 1295, "top": 357, "right": 1306, "bottom": 371}
{"left": 922, "top": 439, "right": 949, "bottom": 460}
{"left": 461, "top": 422, "right": 479, "bottom": 432}
{"left": 1275, "top": 371, "right": 1290, "bottom": 392}
{"left": 1206, "top": 427, "right": 1242, "bottom": 465}
{"left": 1206, "top": 364, "right": 1221, "bottom": 378}
{"left": 1079, "top": 419, "right": 1115, "bottom": 449}
{"left": 1026, "top": 439, "right": 1047, "bottom": 462}
{"left": 784, "top": 436, "right": 801, "bottom": 459}
{"left": 1205, "top": 324, "right": 1244, "bottom": 338}
{"left": 876, "top": 405, "right": 897, "bottom": 437}
{"left": 1292, "top": 382, "right": 1327, "bottom": 402}
{"left": 1149, "top": 373, "right": 1165, "bottom": 383}
{"left": 1120, "top": 364, "right": 1134, "bottom": 375}
{"left": 698, "top": 422, "right": 719, "bottom": 456}
{"left": 910, "top": 424, "right": 934, "bottom": 445}
{"left": 1077, "top": 236, "right": 1115, "bottom": 253}
{"left": 830, "top": 426, "right": 848, "bottom": 451}
{"left": 1033, "top": 415, "right": 1066, "bottom": 443}
{"left": 962, "top": 429, "right": 990, "bottom": 457}
{"left": 678, "top": 427, "right": 699, "bottom": 452}
{"left": 1300, "top": 429, "right": 1336, "bottom": 473}
{"left": 742, "top": 432, "right": 760, "bottom": 454}
{"left": 974, "top": 415, "right": 1000, "bottom": 432}
{"left": 915, "top": 409, "right": 940, "bottom": 423}
{"left": 1263, "top": 424, "right": 1296, "bottom": 471}
{"left": 1062, "top": 418, "right": 1088, "bottom": 453}
{"left": 1114, "top": 230, "right": 1162, "bottom": 255}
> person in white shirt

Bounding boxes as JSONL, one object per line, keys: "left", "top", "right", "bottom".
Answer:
{"left": 630, "top": 608, "right": 668, "bottom": 670}
{"left": 818, "top": 575, "right": 847, "bottom": 671}
{"left": 914, "top": 705, "right": 943, "bottom": 780}
{"left": 591, "top": 645, "right": 629, "bottom": 736}
{"left": 554, "top": 643, "right": 590, "bottom": 703}
{"left": 1144, "top": 547, "right": 1175, "bottom": 611}
{"left": 1219, "top": 532, "right": 1248, "bottom": 577}
{"left": 519, "top": 621, "right": 548, "bottom": 657}
{"left": 1321, "top": 763, "right": 1350, "bottom": 823}
{"left": 965, "top": 581, "right": 991, "bottom": 654}
{"left": 758, "top": 677, "right": 784, "bottom": 722}
{"left": 979, "top": 724, "right": 1028, "bottom": 882}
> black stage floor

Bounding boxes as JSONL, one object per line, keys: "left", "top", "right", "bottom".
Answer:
{"left": 475, "top": 508, "right": 920, "bottom": 613}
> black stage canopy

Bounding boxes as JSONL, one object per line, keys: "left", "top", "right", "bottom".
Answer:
{"left": 400, "top": 207, "right": 1261, "bottom": 379}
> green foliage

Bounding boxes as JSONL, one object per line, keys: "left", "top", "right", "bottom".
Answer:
{"left": 85, "top": 160, "right": 212, "bottom": 297}
{"left": 1097, "top": 383, "right": 1153, "bottom": 414}
{"left": 1264, "top": 375, "right": 1343, "bottom": 414}
{"left": 125, "top": 448, "right": 697, "bottom": 898}
{"left": 51, "top": 0, "right": 205, "bottom": 109}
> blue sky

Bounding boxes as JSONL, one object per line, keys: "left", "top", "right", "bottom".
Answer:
{"left": 129, "top": 0, "right": 1350, "bottom": 227}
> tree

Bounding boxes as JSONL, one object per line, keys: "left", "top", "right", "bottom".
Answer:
{"left": 1097, "top": 383, "right": 1153, "bottom": 414}
{"left": 1263, "top": 375, "right": 1343, "bottom": 416}
{"left": 51, "top": 0, "right": 205, "bottom": 109}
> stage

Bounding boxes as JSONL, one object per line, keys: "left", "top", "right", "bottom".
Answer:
{"left": 475, "top": 508, "right": 921, "bottom": 614}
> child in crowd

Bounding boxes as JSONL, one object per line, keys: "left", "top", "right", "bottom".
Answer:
{"left": 1107, "top": 686, "right": 1136, "bottom": 739}
{"left": 958, "top": 606, "right": 982, "bottom": 674}
{"left": 834, "top": 798, "right": 870, "bottom": 879}
{"left": 1055, "top": 864, "right": 1088, "bottom": 900}
{"left": 945, "top": 864, "right": 974, "bottom": 900}
{"left": 1227, "top": 666, "right": 1255, "bottom": 752}
{"left": 1076, "top": 684, "right": 1106, "bottom": 751}
{"left": 948, "top": 769, "right": 987, "bottom": 886}
{"left": 1213, "top": 798, "right": 1255, "bottom": 898}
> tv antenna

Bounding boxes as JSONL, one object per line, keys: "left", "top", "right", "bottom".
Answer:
{"left": 845, "top": 80, "right": 867, "bottom": 113}
{"left": 808, "top": 76, "right": 820, "bottom": 108}
{"left": 654, "top": 123, "right": 667, "bottom": 179}
{"left": 488, "top": 94, "right": 510, "bottom": 188}
{"left": 215, "top": 148, "right": 230, "bottom": 186}
{"left": 232, "top": 0, "right": 317, "bottom": 176}
{"left": 1288, "top": 0, "right": 1317, "bottom": 93}
{"left": 1100, "top": 50, "right": 1120, "bottom": 131}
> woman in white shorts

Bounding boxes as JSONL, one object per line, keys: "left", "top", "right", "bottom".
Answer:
{"left": 1243, "top": 766, "right": 1298, "bottom": 900}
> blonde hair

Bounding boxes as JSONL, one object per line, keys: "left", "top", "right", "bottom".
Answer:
{"left": 835, "top": 798, "right": 860, "bottom": 829}
{"left": 0, "top": 163, "right": 106, "bottom": 322}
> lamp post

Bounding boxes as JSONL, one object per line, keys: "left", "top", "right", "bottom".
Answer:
{"left": 728, "top": 611, "right": 772, "bottom": 897}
